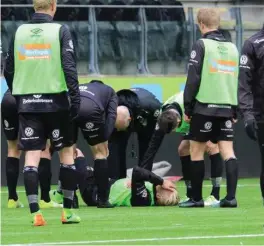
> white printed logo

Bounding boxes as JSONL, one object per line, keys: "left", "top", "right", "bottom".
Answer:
{"left": 225, "top": 120, "right": 232, "bottom": 129}
{"left": 190, "top": 50, "right": 196, "bottom": 59}
{"left": 52, "top": 129, "right": 60, "bottom": 139}
{"left": 25, "top": 127, "right": 34, "bottom": 137}
{"left": 155, "top": 123, "right": 160, "bottom": 130}
{"left": 79, "top": 86, "right": 88, "bottom": 91}
{"left": 240, "top": 55, "right": 248, "bottom": 65}
{"left": 33, "top": 95, "right": 42, "bottom": 99}
{"left": 4, "top": 120, "right": 9, "bottom": 128}
{"left": 154, "top": 110, "right": 160, "bottom": 118}
{"left": 86, "top": 122, "right": 94, "bottom": 129}
{"left": 204, "top": 122, "right": 212, "bottom": 130}
{"left": 69, "top": 40, "right": 74, "bottom": 49}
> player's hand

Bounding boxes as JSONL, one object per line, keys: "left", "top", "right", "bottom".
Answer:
{"left": 245, "top": 119, "right": 258, "bottom": 141}
{"left": 162, "top": 180, "right": 176, "bottom": 192}
{"left": 232, "top": 118, "right": 238, "bottom": 123}
{"left": 184, "top": 114, "right": 191, "bottom": 123}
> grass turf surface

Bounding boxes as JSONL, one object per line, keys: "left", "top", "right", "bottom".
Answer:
{"left": 1, "top": 179, "right": 264, "bottom": 245}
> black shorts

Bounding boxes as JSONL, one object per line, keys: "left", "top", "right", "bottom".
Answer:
{"left": 1, "top": 91, "right": 18, "bottom": 141}
{"left": 189, "top": 114, "right": 234, "bottom": 143}
{"left": 76, "top": 98, "right": 107, "bottom": 146}
{"left": 18, "top": 111, "right": 74, "bottom": 151}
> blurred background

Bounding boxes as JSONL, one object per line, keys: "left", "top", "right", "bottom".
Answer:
{"left": 1, "top": 0, "right": 264, "bottom": 184}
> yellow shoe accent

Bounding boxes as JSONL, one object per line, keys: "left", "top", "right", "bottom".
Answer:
{"left": 32, "top": 212, "right": 46, "bottom": 226}
{"left": 39, "top": 200, "right": 62, "bottom": 209}
{"left": 7, "top": 199, "right": 24, "bottom": 208}
{"left": 61, "top": 209, "right": 81, "bottom": 224}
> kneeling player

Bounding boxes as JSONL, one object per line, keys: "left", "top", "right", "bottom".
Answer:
{"left": 51, "top": 150, "right": 179, "bottom": 207}
{"left": 1, "top": 89, "right": 60, "bottom": 209}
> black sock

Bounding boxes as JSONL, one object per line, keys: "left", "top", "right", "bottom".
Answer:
{"left": 38, "top": 158, "right": 51, "bottom": 202}
{"left": 209, "top": 153, "right": 223, "bottom": 200}
{"left": 225, "top": 158, "right": 238, "bottom": 200}
{"left": 180, "top": 155, "right": 192, "bottom": 198}
{"left": 190, "top": 160, "right": 205, "bottom": 202}
{"left": 23, "top": 166, "right": 39, "bottom": 214}
{"left": 59, "top": 164, "right": 77, "bottom": 209}
{"left": 94, "top": 159, "right": 109, "bottom": 203}
{"left": 6, "top": 157, "right": 20, "bottom": 201}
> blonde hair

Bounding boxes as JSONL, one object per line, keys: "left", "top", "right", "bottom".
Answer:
{"left": 33, "top": 0, "right": 55, "bottom": 11}
{"left": 156, "top": 188, "right": 180, "bottom": 206}
{"left": 197, "top": 8, "right": 220, "bottom": 29}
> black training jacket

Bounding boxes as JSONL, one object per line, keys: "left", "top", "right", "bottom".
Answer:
{"left": 184, "top": 30, "right": 237, "bottom": 118}
{"left": 117, "top": 87, "right": 162, "bottom": 131}
{"left": 80, "top": 80, "right": 118, "bottom": 139}
{"left": 238, "top": 26, "right": 264, "bottom": 122}
{"left": 4, "top": 13, "right": 80, "bottom": 113}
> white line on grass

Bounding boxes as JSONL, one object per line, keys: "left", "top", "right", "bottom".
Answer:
{"left": 5, "top": 233, "right": 264, "bottom": 245}
{"left": 0, "top": 184, "right": 259, "bottom": 194}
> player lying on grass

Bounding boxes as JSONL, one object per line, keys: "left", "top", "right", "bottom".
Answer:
{"left": 51, "top": 149, "right": 180, "bottom": 207}
{"left": 138, "top": 91, "right": 223, "bottom": 207}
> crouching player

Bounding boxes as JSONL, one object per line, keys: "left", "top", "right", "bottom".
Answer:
{"left": 139, "top": 91, "right": 223, "bottom": 206}
{"left": 51, "top": 150, "right": 179, "bottom": 207}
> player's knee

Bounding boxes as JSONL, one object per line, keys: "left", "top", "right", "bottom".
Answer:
{"left": 76, "top": 148, "right": 85, "bottom": 158}
{"left": 24, "top": 150, "right": 42, "bottom": 167}
{"left": 41, "top": 141, "right": 52, "bottom": 160}
{"left": 190, "top": 142, "right": 206, "bottom": 160}
{"left": 7, "top": 140, "right": 21, "bottom": 158}
{"left": 59, "top": 146, "right": 75, "bottom": 165}
{"left": 92, "top": 142, "right": 108, "bottom": 159}
{"left": 218, "top": 141, "right": 235, "bottom": 160}
{"left": 178, "top": 140, "right": 190, "bottom": 156}
{"left": 206, "top": 141, "right": 219, "bottom": 155}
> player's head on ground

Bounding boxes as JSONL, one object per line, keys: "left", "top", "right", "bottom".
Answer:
{"left": 158, "top": 109, "right": 180, "bottom": 133}
{"left": 115, "top": 106, "right": 131, "bottom": 131}
{"left": 155, "top": 185, "right": 180, "bottom": 206}
{"left": 197, "top": 8, "right": 220, "bottom": 35}
{"left": 33, "top": 0, "right": 57, "bottom": 17}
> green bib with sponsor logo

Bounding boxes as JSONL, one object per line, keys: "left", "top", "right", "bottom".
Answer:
{"left": 109, "top": 178, "right": 155, "bottom": 207}
{"left": 161, "top": 91, "right": 190, "bottom": 134}
{"left": 196, "top": 39, "right": 239, "bottom": 105}
{"left": 12, "top": 23, "right": 67, "bottom": 95}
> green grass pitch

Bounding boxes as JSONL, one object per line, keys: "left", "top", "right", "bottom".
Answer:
{"left": 1, "top": 179, "right": 264, "bottom": 245}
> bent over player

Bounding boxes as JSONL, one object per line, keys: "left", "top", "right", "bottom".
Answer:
{"left": 72, "top": 80, "right": 118, "bottom": 208}
{"left": 108, "top": 88, "right": 162, "bottom": 179}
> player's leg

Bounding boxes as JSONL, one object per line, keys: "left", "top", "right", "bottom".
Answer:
{"left": 6, "top": 140, "right": 23, "bottom": 208}
{"left": 108, "top": 130, "right": 130, "bottom": 179}
{"left": 18, "top": 113, "right": 46, "bottom": 226}
{"left": 178, "top": 138, "right": 192, "bottom": 202}
{"left": 90, "top": 140, "right": 114, "bottom": 208}
{"left": 217, "top": 119, "right": 238, "bottom": 208}
{"left": 204, "top": 141, "right": 223, "bottom": 207}
{"left": 1, "top": 95, "right": 23, "bottom": 208}
{"left": 53, "top": 113, "right": 80, "bottom": 224}
{"left": 180, "top": 114, "right": 213, "bottom": 208}
{"left": 256, "top": 122, "right": 264, "bottom": 205}
{"left": 38, "top": 140, "right": 62, "bottom": 208}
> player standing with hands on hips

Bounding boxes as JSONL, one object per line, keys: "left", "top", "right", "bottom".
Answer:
{"left": 238, "top": 26, "right": 264, "bottom": 205}
{"left": 181, "top": 8, "right": 239, "bottom": 208}
{"left": 4, "top": 0, "right": 81, "bottom": 225}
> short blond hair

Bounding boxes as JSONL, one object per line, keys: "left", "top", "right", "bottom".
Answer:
{"left": 33, "top": 0, "right": 55, "bottom": 11}
{"left": 197, "top": 8, "right": 220, "bottom": 29}
{"left": 156, "top": 188, "right": 180, "bottom": 206}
